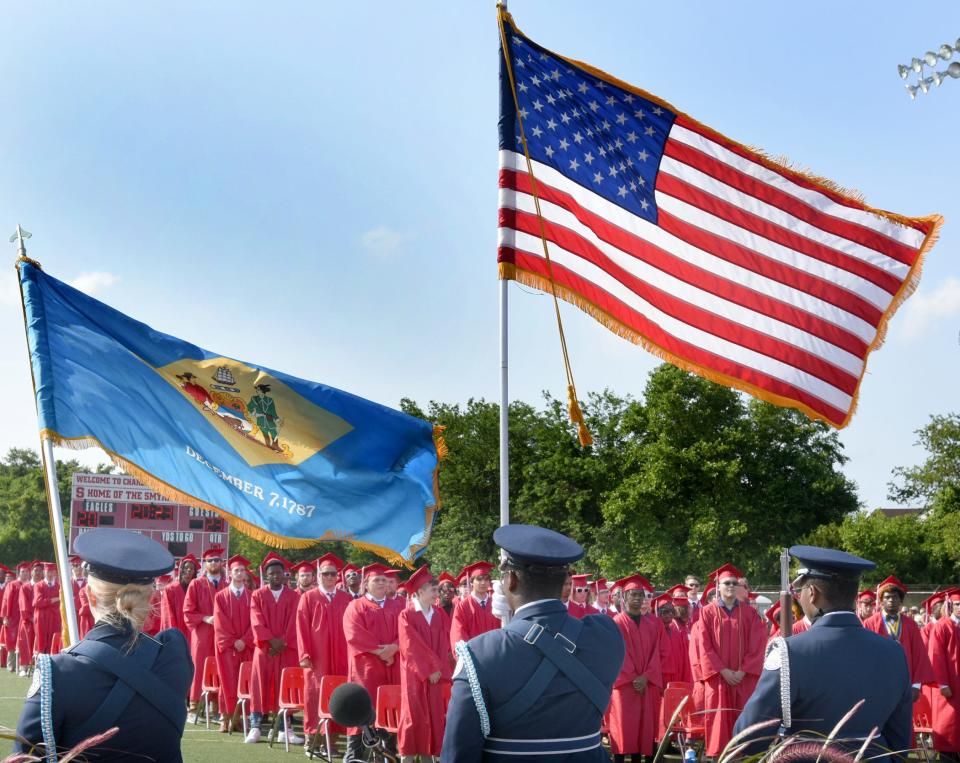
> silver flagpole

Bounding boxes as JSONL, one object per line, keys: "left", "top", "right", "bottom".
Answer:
{"left": 12, "top": 226, "right": 80, "bottom": 645}
{"left": 499, "top": 0, "right": 510, "bottom": 535}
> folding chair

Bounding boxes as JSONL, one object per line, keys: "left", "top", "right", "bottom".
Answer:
{"left": 198, "top": 656, "right": 220, "bottom": 730}
{"left": 308, "top": 674, "right": 348, "bottom": 760}
{"left": 270, "top": 667, "right": 305, "bottom": 752}
{"left": 231, "top": 661, "right": 253, "bottom": 736}
{"left": 913, "top": 691, "right": 934, "bottom": 762}
{"left": 661, "top": 682, "right": 704, "bottom": 758}
{"left": 375, "top": 684, "right": 402, "bottom": 734}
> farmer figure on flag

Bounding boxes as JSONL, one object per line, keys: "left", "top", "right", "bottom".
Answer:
{"left": 248, "top": 383, "right": 281, "bottom": 449}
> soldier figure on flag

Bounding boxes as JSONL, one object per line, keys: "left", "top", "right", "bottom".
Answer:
{"left": 248, "top": 383, "right": 281, "bottom": 449}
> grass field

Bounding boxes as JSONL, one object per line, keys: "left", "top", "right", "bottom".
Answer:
{"left": 0, "top": 664, "right": 324, "bottom": 762}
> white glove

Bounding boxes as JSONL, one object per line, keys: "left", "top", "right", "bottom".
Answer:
{"left": 491, "top": 580, "right": 511, "bottom": 619}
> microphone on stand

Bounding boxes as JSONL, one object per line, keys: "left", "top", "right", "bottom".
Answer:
{"left": 329, "top": 682, "right": 397, "bottom": 762}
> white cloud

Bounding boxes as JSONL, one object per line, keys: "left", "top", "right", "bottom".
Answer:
{"left": 897, "top": 277, "right": 960, "bottom": 341}
{"left": 359, "top": 226, "right": 412, "bottom": 259}
{"left": 67, "top": 271, "right": 119, "bottom": 295}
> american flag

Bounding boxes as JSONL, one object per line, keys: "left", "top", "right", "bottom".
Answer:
{"left": 497, "top": 13, "right": 941, "bottom": 428}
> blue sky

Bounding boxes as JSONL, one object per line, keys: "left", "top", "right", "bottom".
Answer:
{"left": 1, "top": 2, "right": 958, "bottom": 514}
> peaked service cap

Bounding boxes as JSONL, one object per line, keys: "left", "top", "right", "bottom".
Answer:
{"left": 494, "top": 524, "right": 584, "bottom": 566}
{"left": 790, "top": 545, "right": 875, "bottom": 580}
{"left": 75, "top": 528, "right": 175, "bottom": 585}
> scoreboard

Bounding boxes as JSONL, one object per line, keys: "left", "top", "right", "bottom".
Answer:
{"left": 69, "top": 473, "right": 229, "bottom": 560}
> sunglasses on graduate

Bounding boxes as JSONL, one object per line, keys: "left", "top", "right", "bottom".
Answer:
{"left": 320, "top": 571, "right": 338, "bottom": 577}
{"left": 574, "top": 587, "right": 590, "bottom": 593}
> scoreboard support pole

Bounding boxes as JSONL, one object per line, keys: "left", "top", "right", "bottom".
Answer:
{"left": 40, "top": 437, "right": 80, "bottom": 645}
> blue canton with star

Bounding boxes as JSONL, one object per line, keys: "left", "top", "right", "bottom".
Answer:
{"left": 499, "top": 28, "right": 676, "bottom": 225}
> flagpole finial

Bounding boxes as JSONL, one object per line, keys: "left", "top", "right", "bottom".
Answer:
{"left": 10, "top": 225, "right": 40, "bottom": 268}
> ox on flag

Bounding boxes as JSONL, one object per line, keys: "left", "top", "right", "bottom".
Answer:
{"left": 497, "top": 9, "right": 941, "bottom": 428}
{"left": 17, "top": 259, "right": 443, "bottom": 563}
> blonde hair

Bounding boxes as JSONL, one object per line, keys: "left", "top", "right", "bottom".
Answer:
{"left": 86, "top": 576, "right": 154, "bottom": 633}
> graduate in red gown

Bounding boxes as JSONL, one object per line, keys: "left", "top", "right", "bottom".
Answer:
{"left": 213, "top": 555, "right": 253, "bottom": 733}
{"left": 183, "top": 547, "right": 225, "bottom": 712}
{"left": 928, "top": 588, "right": 960, "bottom": 759}
{"left": 608, "top": 574, "right": 662, "bottom": 761}
{"left": 856, "top": 588, "right": 876, "bottom": 622}
{"left": 1, "top": 563, "right": 28, "bottom": 669}
{"left": 567, "top": 574, "right": 600, "bottom": 619}
{"left": 342, "top": 563, "right": 401, "bottom": 762}
{"left": 246, "top": 552, "right": 302, "bottom": 745}
{"left": 397, "top": 565, "right": 453, "bottom": 762}
{"left": 291, "top": 560, "right": 316, "bottom": 598}
{"left": 657, "top": 587, "right": 693, "bottom": 685}
{"left": 76, "top": 585, "right": 95, "bottom": 639}
{"left": 297, "top": 552, "right": 353, "bottom": 750}
{"left": 32, "top": 563, "right": 61, "bottom": 655}
{"left": 341, "top": 564, "right": 363, "bottom": 600}
{"left": 449, "top": 561, "right": 499, "bottom": 651}
{"left": 437, "top": 572, "right": 458, "bottom": 619}
{"left": 16, "top": 562, "right": 43, "bottom": 671}
{"left": 142, "top": 575, "right": 168, "bottom": 637}
{"left": 0, "top": 565, "right": 9, "bottom": 668}
{"left": 689, "top": 563, "right": 766, "bottom": 758}
{"left": 862, "top": 575, "right": 934, "bottom": 699}
{"left": 922, "top": 591, "right": 946, "bottom": 646}
{"left": 161, "top": 554, "right": 198, "bottom": 641}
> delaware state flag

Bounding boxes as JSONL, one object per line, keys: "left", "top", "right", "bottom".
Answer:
{"left": 18, "top": 259, "right": 443, "bottom": 563}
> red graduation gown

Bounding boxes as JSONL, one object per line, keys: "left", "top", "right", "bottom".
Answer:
{"left": 76, "top": 585, "right": 95, "bottom": 639}
{"left": 250, "top": 585, "right": 299, "bottom": 714}
{"left": 213, "top": 586, "right": 254, "bottom": 715}
{"left": 658, "top": 619, "right": 693, "bottom": 738}
{"left": 567, "top": 600, "right": 600, "bottom": 619}
{"left": 0, "top": 580, "right": 22, "bottom": 653}
{"left": 343, "top": 596, "right": 400, "bottom": 732}
{"left": 297, "top": 587, "right": 352, "bottom": 735}
{"left": 690, "top": 601, "right": 766, "bottom": 756}
{"left": 397, "top": 605, "right": 453, "bottom": 756}
{"left": 183, "top": 576, "right": 223, "bottom": 701}
{"left": 16, "top": 583, "right": 35, "bottom": 666}
{"left": 928, "top": 616, "right": 960, "bottom": 752}
{"left": 608, "top": 612, "right": 663, "bottom": 755}
{"left": 160, "top": 581, "right": 190, "bottom": 641}
{"left": 449, "top": 595, "right": 499, "bottom": 652}
{"left": 32, "top": 581, "right": 61, "bottom": 655}
{"left": 143, "top": 589, "right": 162, "bottom": 636}
{"left": 862, "top": 612, "right": 935, "bottom": 687}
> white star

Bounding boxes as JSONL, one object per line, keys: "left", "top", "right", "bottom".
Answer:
{"left": 608, "top": 165, "right": 618, "bottom": 177}
{"left": 595, "top": 80, "right": 606, "bottom": 89}
{"left": 616, "top": 113, "right": 628, "bottom": 125}
{"left": 640, "top": 198, "right": 650, "bottom": 211}
{"left": 606, "top": 95, "right": 616, "bottom": 106}
{"left": 618, "top": 185, "right": 628, "bottom": 198}
{"left": 571, "top": 108, "right": 580, "bottom": 118}
{"left": 531, "top": 75, "right": 541, "bottom": 87}
{"left": 578, "top": 82, "right": 589, "bottom": 94}
{"left": 619, "top": 160, "right": 626, "bottom": 170}
{"left": 533, "top": 99, "right": 544, "bottom": 112}
{"left": 566, "top": 69, "right": 574, "bottom": 75}
{"left": 559, "top": 137, "right": 570, "bottom": 150}
{"left": 629, "top": 181, "right": 637, "bottom": 191}
{"left": 518, "top": 81, "right": 528, "bottom": 93}
{"left": 653, "top": 106, "right": 664, "bottom": 116}
{"left": 531, "top": 125, "right": 544, "bottom": 138}
{"left": 598, "top": 145, "right": 607, "bottom": 157}
{"left": 572, "top": 131, "right": 583, "bottom": 144}
{"left": 560, "top": 112, "right": 571, "bottom": 125}
{"left": 585, "top": 127, "right": 594, "bottom": 137}
{"left": 624, "top": 93, "right": 634, "bottom": 103}
{"left": 645, "top": 126, "right": 655, "bottom": 137}
{"left": 569, "top": 158, "right": 580, "bottom": 171}
{"left": 634, "top": 109, "right": 645, "bottom": 120}
{"left": 551, "top": 68, "right": 561, "bottom": 81}
{"left": 637, "top": 176, "right": 646, "bottom": 186}
{"left": 615, "top": 139, "right": 624, "bottom": 150}
{"left": 515, "top": 58, "right": 526, "bottom": 69}
{"left": 638, "top": 149, "right": 649, "bottom": 161}
{"left": 593, "top": 171, "right": 603, "bottom": 184}
{"left": 557, "top": 89, "right": 567, "bottom": 100}
{"left": 519, "top": 107, "right": 529, "bottom": 119}
{"left": 513, "top": 35, "right": 523, "bottom": 45}
{"left": 584, "top": 151, "right": 594, "bottom": 165}
{"left": 626, "top": 131, "right": 638, "bottom": 143}
{"left": 589, "top": 100, "right": 600, "bottom": 112}
{"left": 539, "top": 52, "right": 548, "bottom": 61}
{"left": 565, "top": 89, "right": 573, "bottom": 98}
{"left": 602, "top": 120, "right": 611, "bottom": 131}
{"left": 626, "top": 157, "right": 634, "bottom": 167}
{"left": 546, "top": 118, "right": 557, "bottom": 130}
{"left": 546, "top": 93, "right": 556, "bottom": 106}
{"left": 545, "top": 145, "right": 555, "bottom": 158}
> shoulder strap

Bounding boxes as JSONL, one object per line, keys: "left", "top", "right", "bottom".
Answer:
{"left": 69, "top": 637, "right": 186, "bottom": 734}
{"left": 500, "top": 616, "right": 608, "bottom": 720}
{"left": 765, "top": 636, "right": 792, "bottom": 732}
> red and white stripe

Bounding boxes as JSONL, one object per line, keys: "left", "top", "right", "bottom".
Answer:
{"left": 498, "top": 116, "right": 934, "bottom": 427}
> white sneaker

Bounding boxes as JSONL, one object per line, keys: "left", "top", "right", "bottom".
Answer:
{"left": 17, "top": 669, "right": 28, "bottom": 677}
{"left": 244, "top": 728, "right": 261, "bottom": 744}
{"left": 285, "top": 730, "right": 305, "bottom": 745}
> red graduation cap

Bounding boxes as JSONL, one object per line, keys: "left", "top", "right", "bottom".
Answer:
{"left": 876, "top": 575, "right": 907, "bottom": 597}
{"left": 290, "top": 560, "right": 315, "bottom": 575}
{"left": 571, "top": 574, "right": 592, "bottom": 587}
{"left": 362, "top": 563, "right": 389, "bottom": 579}
{"left": 651, "top": 593, "right": 672, "bottom": 612}
{"left": 16, "top": 562, "right": 31, "bottom": 573}
{"left": 248, "top": 572, "right": 261, "bottom": 587}
{"left": 923, "top": 591, "right": 946, "bottom": 616}
{"left": 857, "top": 588, "right": 876, "bottom": 602}
{"left": 31, "top": 560, "right": 43, "bottom": 568}
{"left": 156, "top": 573, "right": 173, "bottom": 585}
{"left": 614, "top": 574, "right": 653, "bottom": 593}
{"left": 178, "top": 554, "right": 200, "bottom": 569}
{"left": 663, "top": 584, "right": 691, "bottom": 604}
{"left": 700, "top": 580, "right": 716, "bottom": 606}
{"left": 227, "top": 554, "right": 251, "bottom": 570}
{"left": 316, "top": 553, "right": 344, "bottom": 572}
{"left": 710, "top": 563, "right": 743, "bottom": 581}
{"left": 438, "top": 571, "right": 457, "bottom": 586}
{"left": 68, "top": 555, "right": 82, "bottom": 566}
{"left": 765, "top": 600, "right": 782, "bottom": 625}
{"left": 404, "top": 565, "right": 433, "bottom": 594}
{"left": 384, "top": 569, "right": 402, "bottom": 580}
{"left": 462, "top": 561, "right": 494, "bottom": 581}
{"left": 43, "top": 562, "right": 57, "bottom": 573}
{"left": 947, "top": 587, "right": 960, "bottom": 604}
{"left": 202, "top": 547, "right": 225, "bottom": 560}
{"left": 261, "top": 551, "right": 291, "bottom": 572}
{"left": 592, "top": 578, "right": 608, "bottom": 595}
